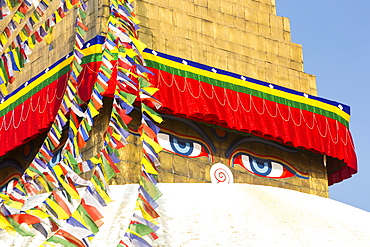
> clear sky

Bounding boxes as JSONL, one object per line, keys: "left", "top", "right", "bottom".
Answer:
{"left": 276, "top": 1, "right": 370, "bottom": 211}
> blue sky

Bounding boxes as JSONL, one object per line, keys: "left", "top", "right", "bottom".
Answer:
{"left": 277, "top": 1, "right": 370, "bottom": 211}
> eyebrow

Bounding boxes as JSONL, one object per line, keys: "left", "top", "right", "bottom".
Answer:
{"left": 162, "top": 114, "right": 217, "bottom": 154}
{"left": 0, "top": 159, "right": 25, "bottom": 174}
{"left": 225, "top": 136, "right": 298, "bottom": 158}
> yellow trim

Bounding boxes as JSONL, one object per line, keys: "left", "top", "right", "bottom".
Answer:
{"left": 143, "top": 53, "right": 350, "bottom": 122}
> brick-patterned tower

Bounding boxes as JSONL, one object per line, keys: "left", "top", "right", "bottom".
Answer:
{"left": 136, "top": 0, "right": 317, "bottom": 94}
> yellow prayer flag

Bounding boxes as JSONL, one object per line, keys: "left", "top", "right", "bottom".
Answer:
{"left": 136, "top": 203, "right": 154, "bottom": 222}
{"left": 108, "top": 16, "right": 120, "bottom": 25}
{"left": 28, "top": 37, "right": 36, "bottom": 49}
{"left": 142, "top": 107, "right": 163, "bottom": 124}
{"left": 45, "top": 198, "right": 69, "bottom": 219}
{"left": 26, "top": 169, "right": 38, "bottom": 178}
{"left": 111, "top": 0, "right": 118, "bottom": 9}
{"left": 88, "top": 103, "right": 100, "bottom": 117}
{"left": 0, "top": 66, "right": 7, "bottom": 83}
{"left": 26, "top": 209, "right": 50, "bottom": 219}
{"left": 72, "top": 64, "right": 81, "bottom": 78}
{"left": 15, "top": 183, "right": 26, "bottom": 195}
{"left": 40, "top": 242, "right": 56, "bottom": 247}
{"left": 100, "top": 67, "right": 112, "bottom": 79}
{"left": 90, "top": 156, "right": 101, "bottom": 164}
{"left": 5, "top": 198, "right": 24, "bottom": 209}
{"left": 44, "top": 32, "right": 53, "bottom": 45}
{"left": 36, "top": 176, "right": 50, "bottom": 192}
{"left": 65, "top": 0, "right": 74, "bottom": 9}
{"left": 0, "top": 84, "right": 8, "bottom": 96}
{"left": 0, "top": 214, "right": 13, "bottom": 231}
{"left": 141, "top": 87, "right": 159, "bottom": 95}
{"left": 72, "top": 210, "right": 89, "bottom": 229}
{"left": 119, "top": 67, "right": 139, "bottom": 78}
{"left": 0, "top": 33, "right": 7, "bottom": 45}
{"left": 44, "top": 138, "right": 52, "bottom": 151}
{"left": 30, "top": 13, "right": 39, "bottom": 24}
{"left": 58, "top": 109, "right": 68, "bottom": 124}
{"left": 5, "top": 227, "right": 17, "bottom": 236}
{"left": 140, "top": 133, "right": 162, "bottom": 153}
{"left": 112, "top": 132, "right": 122, "bottom": 142}
{"left": 67, "top": 80, "right": 77, "bottom": 93}
{"left": 109, "top": 46, "right": 119, "bottom": 54}
{"left": 125, "top": 48, "right": 138, "bottom": 58}
{"left": 73, "top": 137, "right": 80, "bottom": 156}
{"left": 0, "top": 194, "right": 9, "bottom": 201}
{"left": 69, "top": 120, "right": 78, "bottom": 135}
{"left": 141, "top": 157, "right": 158, "bottom": 175}
{"left": 13, "top": 14, "right": 22, "bottom": 24}
{"left": 54, "top": 11, "right": 62, "bottom": 23}
{"left": 53, "top": 165, "right": 81, "bottom": 199}
{"left": 19, "top": 31, "right": 28, "bottom": 42}
{"left": 102, "top": 50, "right": 114, "bottom": 61}
{"left": 131, "top": 37, "right": 147, "bottom": 52}
{"left": 63, "top": 95, "right": 72, "bottom": 108}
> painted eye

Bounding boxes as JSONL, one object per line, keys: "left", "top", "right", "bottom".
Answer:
{"left": 230, "top": 151, "right": 308, "bottom": 179}
{"left": 157, "top": 132, "right": 212, "bottom": 160}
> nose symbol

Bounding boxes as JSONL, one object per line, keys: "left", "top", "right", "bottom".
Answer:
{"left": 210, "top": 163, "right": 234, "bottom": 184}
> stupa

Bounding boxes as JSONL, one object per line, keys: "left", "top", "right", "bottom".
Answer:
{"left": 0, "top": 0, "right": 362, "bottom": 246}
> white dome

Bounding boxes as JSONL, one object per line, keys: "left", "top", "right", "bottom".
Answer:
{"left": 3, "top": 184, "right": 370, "bottom": 246}
{"left": 94, "top": 184, "right": 370, "bottom": 246}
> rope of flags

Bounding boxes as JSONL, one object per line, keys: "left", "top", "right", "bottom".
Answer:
{"left": 1, "top": 0, "right": 163, "bottom": 246}
{"left": 0, "top": 0, "right": 23, "bottom": 20}
{"left": 0, "top": 0, "right": 85, "bottom": 96}
{"left": 102, "top": 0, "right": 164, "bottom": 245}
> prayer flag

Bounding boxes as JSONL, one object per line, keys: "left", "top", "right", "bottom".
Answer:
{"left": 6, "top": 216, "right": 35, "bottom": 237}
{"left": 48, "top": 233, "right": 81, "bottom": 247}
{"left": 9, "top": 213, "right": 41, "bottom": 225}
{"left": 126, "top": 230, "right": 151, "bottom": 247}
{"left": 128, "top": 222, "right": 154, "bottom": 238}
{"left": 140, "top": 176, "right": 162, "bottom": 201}
{"left": 45, "top": 198, "right": 69, "bottom": 220}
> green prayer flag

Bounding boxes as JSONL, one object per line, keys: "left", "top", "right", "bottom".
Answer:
{"left": 77, "top": 205, "right": 99, "bottom": 234}
{"left": 101, "top": 148, "right": 116, "bottom": 180}
{"left": 119, "top": 91, "right": 137, "bottom": 104}
{"left": 76, "top": 26, "right": 86, "bottom": 36}
{"left": 6, "top": 216, "right": 35, "bottom": 237}
{"left": 94, "top": 82, "right": 105, "bottom": 93}
{"left": 129, "top": 223, "right": 154, "bottom": 237}
{"left": 78, "top": 8, "right": 87, "bottom": 20}
{"left": 140, "top": 176, "right": 162, "bottom": 201}
{"left": 138, "top": 77, "right": 152, "bottom": 88}
{"left": 47, "top": 236, "right": 79, "bottom": 247}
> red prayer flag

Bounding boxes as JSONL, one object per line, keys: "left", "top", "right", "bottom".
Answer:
{"left": 56, "top": 229, "right": 86, "bottom": 247}
{"left": 9, "top": 214, "right": 41, "bottom": 225}
{"left": 52, "top": 191, "right": 72, "bottom": 217}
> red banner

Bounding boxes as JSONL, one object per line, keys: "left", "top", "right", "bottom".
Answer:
{"left": 148, "top": 68, "right": 357, "bottom": 185}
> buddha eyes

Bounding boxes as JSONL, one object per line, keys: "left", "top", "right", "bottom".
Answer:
{"left": 142, "top": 125, "right": 308, "bottom": 180}
{"left": 157, "top": 130, "right": 212, "bottom": 161}
{"left": 230, "top": 150, "right": 308, "bottom": 179}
